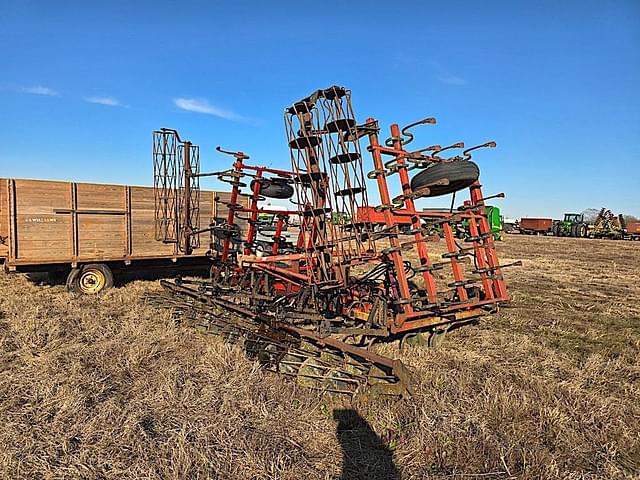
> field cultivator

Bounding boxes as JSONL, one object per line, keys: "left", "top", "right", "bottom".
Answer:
{"left": 148, "top": 86, "right": 514, "bottom": 397}
{"left": 591, "top": 208, "right": 625, "bottom": 239}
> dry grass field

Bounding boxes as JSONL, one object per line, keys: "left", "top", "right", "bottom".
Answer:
{"left": 0, "top": 235, "right": 638, "bottom": 479}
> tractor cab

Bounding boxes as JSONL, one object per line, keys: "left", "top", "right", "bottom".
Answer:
{"left": 563, "top": 213, "right": 583, "bottom": 223}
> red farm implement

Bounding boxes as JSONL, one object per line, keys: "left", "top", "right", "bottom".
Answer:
{"left": 148, "top": 86, "right": 514, "bottom": 397}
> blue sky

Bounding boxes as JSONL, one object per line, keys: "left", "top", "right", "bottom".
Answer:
{"left": 1, "top": 0, "right": 638, "bottom": 219}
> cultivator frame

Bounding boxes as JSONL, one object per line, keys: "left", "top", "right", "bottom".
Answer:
{"left": 153, "top": 128, "right": 201, "bottom": 254}
{"left": 149, "top": 86, "right": 513, "bottom": 397}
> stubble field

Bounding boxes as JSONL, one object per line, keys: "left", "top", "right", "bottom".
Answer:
{"left": 0, "top": 235, "right": 638, "bottom": 479}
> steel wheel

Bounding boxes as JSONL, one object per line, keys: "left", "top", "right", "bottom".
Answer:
{"left": 79, "top": 268, "right": 106, "bottom": 294}
{"left": 66, "top": 263, "right": 114, "bottom": 295}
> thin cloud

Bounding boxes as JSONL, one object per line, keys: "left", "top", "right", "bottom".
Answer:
{"left": 84, "top": 96, "right": 127, "bottom": 107}
{"left": 437, "top": 74, "right": 466, "bottom": 86}
{"left": 174, "top": 97, "right": 245, "bottom": 122}
{"left": 21, "top": 85, "right": 60, "bottom": 96}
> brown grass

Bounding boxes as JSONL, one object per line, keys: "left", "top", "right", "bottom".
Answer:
{"left": 0, "top": 235, "right": 639, "bottom": 479}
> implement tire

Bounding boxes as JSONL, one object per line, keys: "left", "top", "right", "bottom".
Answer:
{"left": 66, "top": 264, "right": 113, "bottom": 295}
{"left": 250, "top": 179, "right": 294, "bottom": 199}
{"left": 410, "top": 161, "right": 480, "bottom": 198}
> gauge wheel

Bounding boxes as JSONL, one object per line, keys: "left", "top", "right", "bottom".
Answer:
{"left": 250, "top": 179, "right": 294, "bottom": 199}
{"left": 410, "top": 160, "right": 480, "bottom": 198}
{"left": 66, "top": 264, "right": 113, "bottom": 294}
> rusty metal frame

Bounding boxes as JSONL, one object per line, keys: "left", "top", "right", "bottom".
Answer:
{"left": 152, "top": 86, "right": 513, "bottom": 397}
{"left": 153, "top": 129, "right": 200, "bottom": 254}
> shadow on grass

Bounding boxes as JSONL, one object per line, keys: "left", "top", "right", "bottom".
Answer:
{"left": 24, "top": 266, "right": 209, "bottom": 289}
{"left": 333, "top": 409, "right": 400, "bottom": 480}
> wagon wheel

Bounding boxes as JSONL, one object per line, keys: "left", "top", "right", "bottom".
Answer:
{"left": 66, "top": 264, "right": 114, "bottom": 295}
{"left": 410, "top": 161, "right": 479, "bottom": 198}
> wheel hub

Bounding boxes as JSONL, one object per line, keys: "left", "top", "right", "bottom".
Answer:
{"left": 79, "top": 269, "right": 105, "bottom": 294}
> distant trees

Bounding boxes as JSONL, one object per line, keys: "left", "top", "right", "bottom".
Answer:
{"left": 581, "top": 208, "right": 638, "bottom": 224}
{"left": 581, "top": 208, "right": 600, "bottom": 223}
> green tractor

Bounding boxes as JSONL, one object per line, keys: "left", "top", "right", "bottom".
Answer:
{"left": 456, "top": 205, "right": 504, "bottom": 240}
{"left": 552, "top": 213, "right": 589, "bottom": 238}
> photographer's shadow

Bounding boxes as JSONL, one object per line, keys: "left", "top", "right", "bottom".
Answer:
{"left": 333, "top": 409, "right": 400, "bottom": 480}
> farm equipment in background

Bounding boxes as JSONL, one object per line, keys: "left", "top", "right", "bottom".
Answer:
{"left": 485, "top": 206, "right": 504, "bottom": 240}
{"left": 517, "top": 209, "right": 636, "bottom": 241}
{"left": 253, "top": 209, "right": 297, "bottom": 254}
{"left": 519, "top": 217, "right": 553, "bottom": 235}
{"left": 147, "top": 86, "right": 514, "bottom": 397}
{"left": 359, "top": 204, "right": 505, "bottom": 241}
{"left": 590, "top": 208, "right": 625, "bottom": 239}
{"left": 625, "top": 222, "right": 640, "bottom": 241}
{"left": 552, "top": 213, "right": 589, "bottom": 238}
{"left": 503, "top": 217, "right": 519, "bottom": 234}
{"left": 456, "top": 204, "right": 504, "bottom": 240}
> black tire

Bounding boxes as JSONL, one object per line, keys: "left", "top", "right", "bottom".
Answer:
{"left": 410, "top": 161, "right": 480, "bottom": 198}
{"left": 570, "top": 224, "right": 578, "bottom": 237}
{"left": 552, "top": 223, "right": 559, "bottom": 236}
{"left": 66, "top": 263, "right": 113, "bottom": 294}
{"left": 578, "top": 223, "right": 587, "bottom": 238}
{"left": 250, "top": 179, "right": 294, "bottom": 199}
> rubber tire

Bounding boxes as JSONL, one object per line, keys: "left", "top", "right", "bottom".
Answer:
{"left": 250, "top": 179, "right": 294, "bottom": 199}
{"left": 570, "top": 224, "right": 578, "bottom": 237}
{"left": 66, "top": 263, "right": 114, "bottom": 295}
{"left": 578, "top": 223, "right": 588, "bottom": 238}
{"left": 410, "top": 161, "right": 480, "bottom": 198}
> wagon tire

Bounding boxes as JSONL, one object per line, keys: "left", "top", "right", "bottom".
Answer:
{"left": 66, "top": 264, "right": 113, "bottom": 295}
{"left": 250, "top": 179, "right": 294, "bottom": 199}
{"left": 410, "top": 161, "right": 480, "bottom": 198}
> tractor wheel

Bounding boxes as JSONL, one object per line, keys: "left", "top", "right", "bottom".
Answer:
{"left": 578, "top": 223, "right": 588, "bottom": 238}
{"left": 552, "top": 223, "right": 559, "bottom": 236}
{"left": 570, "top": 224, "right": 577, "bottom": 237}
{"left": 66, "top": 264, "right": 113, "bottom": 294}
{"left": 250, "top": 179, "right": 294, "bottom": 199}
{"left": 410, "top": 160, "right": 479, "bottom": 198}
